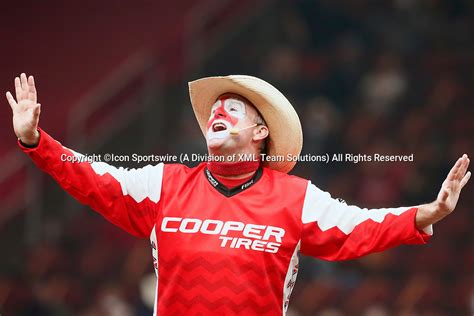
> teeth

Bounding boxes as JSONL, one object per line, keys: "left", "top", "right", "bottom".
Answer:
{"left": 212, "top": 121, "right": 228, "bottom": 132}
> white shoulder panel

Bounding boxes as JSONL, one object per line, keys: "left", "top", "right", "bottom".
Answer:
{"left": 302, "top": 182, "right": 418, "bottom": 235}
{"left": 69, "top": 149, "right": 164, "bottom": 203}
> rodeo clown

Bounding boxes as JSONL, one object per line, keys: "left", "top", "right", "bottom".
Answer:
{"left": 6, "top": 73, "right": 471, "bottom": 315}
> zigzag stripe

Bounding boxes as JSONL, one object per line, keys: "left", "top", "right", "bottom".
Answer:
{"left": 159, "top": 256, "right": 283, "bottom": 277}
{"left": 160, "top": 293, "right": 277, "bottom": 314}
{"left": 170, "top": 264, "right": 283, "bottom": 289}
{"left": 159, "top": 273, "right": 279, "bottom": 295}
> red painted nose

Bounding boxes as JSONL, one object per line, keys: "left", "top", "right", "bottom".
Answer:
{"left": 213, "top": 103, "right": 228, "bottom": 119}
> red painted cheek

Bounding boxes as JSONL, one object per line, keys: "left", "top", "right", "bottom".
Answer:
{"left": 227, "top": 115, "right": 239, "bottom": 126}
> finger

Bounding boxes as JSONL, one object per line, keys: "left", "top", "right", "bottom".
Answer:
{"left": 460, "top": 171, "right": 471, "bottom": 189}
{"left": 20, "top": 73, "right": 28, "bottom": 90}
{"left": 454, "top": 156, "right": 469, "bottom": 181}
{"left": 27, "top": 75, "right": 37, "bottom": 102}
{"left": 458, "top": 157, "right": 470, "bottom": 179}
{"left": 14, "top": 77, "right": 21, "bottom": 100}
{"left": 20, "top": 73, "right": 28, "bottom": 93}
{"left": 28, "top": 75, "right": 36, "bottom": 93}
{"left": 20, "top": 73, "right": 29, "bottom": 99}
{"left": 447, "top": 157, "right": 463, "bottom": 181}
{"left": 5, "top": 91, "right": 17, "bottom": 109}
{"left": 32, "top": 103, "right": 41, "bottom": 118}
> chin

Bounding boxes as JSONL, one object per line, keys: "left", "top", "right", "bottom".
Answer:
{"left": 207, "top": 137, "right": 226, "bottom": 149}
{"left": 206, "top": 137, "right": 235, "bottom": 151}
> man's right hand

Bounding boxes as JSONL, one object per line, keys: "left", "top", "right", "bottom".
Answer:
{"left": 6, "top": 73, "right": 41, "bottom": 146}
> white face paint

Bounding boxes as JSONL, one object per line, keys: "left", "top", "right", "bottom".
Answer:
{"left": 223, "top": 99, "right": 246, "bottom": 119}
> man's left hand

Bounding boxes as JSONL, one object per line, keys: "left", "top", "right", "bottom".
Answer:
{"left": 416, "top": 154, "right": 470, "bottom": 230}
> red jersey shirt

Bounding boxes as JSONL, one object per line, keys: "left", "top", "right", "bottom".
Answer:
{"left": 20, "top": 129, "right": 432, "bottom": 315}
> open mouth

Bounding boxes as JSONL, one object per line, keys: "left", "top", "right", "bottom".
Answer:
{"left": 212, "top": 121, "right": 228, "bottom": 132}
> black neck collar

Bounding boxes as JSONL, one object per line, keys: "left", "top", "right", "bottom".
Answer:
{"left": 204, "top": 167, "right": 263, "bottom": 197}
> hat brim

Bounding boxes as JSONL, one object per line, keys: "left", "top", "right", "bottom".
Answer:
{"left": 188, "top": 75, "right": 303, "bottom": 173}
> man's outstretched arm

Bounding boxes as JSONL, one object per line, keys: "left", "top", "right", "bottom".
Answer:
{"left": 6, "top": 73, "right": 162, "bottom": 238}
{"left": 299, "top": 156, "right": 470, "bottom": 261}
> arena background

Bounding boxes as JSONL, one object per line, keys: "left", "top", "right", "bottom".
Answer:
{"left": 1, "top": 0, "right": 473, "bottom": 315}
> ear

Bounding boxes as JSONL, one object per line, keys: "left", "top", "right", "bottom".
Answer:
{"left": 253, "top": 125, "right": 269, "bottom": 142}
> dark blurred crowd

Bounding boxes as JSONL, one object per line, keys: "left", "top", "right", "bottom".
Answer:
{"left": 1, "top": 1, "right": 473, "bottom": 315}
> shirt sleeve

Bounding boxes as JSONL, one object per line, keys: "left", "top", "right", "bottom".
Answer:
{"left": 300, "top": 182, "right": 433, "bottom": 261}
{"left": 19, "top": 128, "right": 163, "bottom": 238}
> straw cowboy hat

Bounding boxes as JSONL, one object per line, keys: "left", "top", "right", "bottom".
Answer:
{"left": 188, "top": 75, "right": 303, "bottom": 173}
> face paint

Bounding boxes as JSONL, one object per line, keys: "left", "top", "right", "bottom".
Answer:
{"left": 207, "top": 98, "right": 247, "bottom": 140}
{"left": 223, "top": 99, "right": 246, "bottom": 119}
